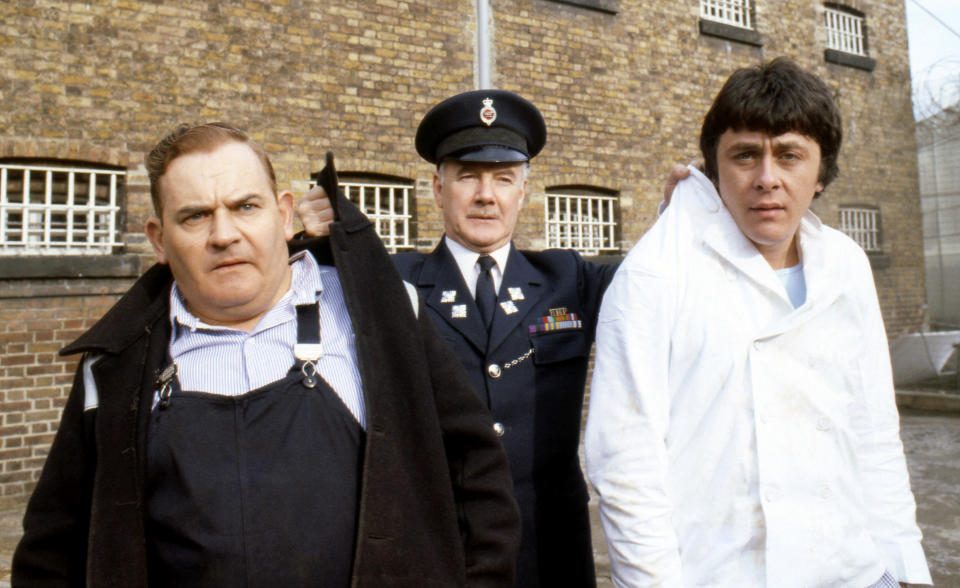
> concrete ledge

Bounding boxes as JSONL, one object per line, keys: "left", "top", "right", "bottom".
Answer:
{"left": 824, "top": 49, "right": 876, "bottom": 72}
{"left": 699, "top": 19, "right": 764, "bottom": 47}
{"left": 896, "top": 390, "right": 960, "bottom": 413}
{"left": 0, "top": 254, "right": 142, "bottom": 279}
{"left": 545, "top": 0, "right": 619, "bottom": 14}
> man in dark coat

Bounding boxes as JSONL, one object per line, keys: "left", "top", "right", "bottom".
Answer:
{"left": 300, "top": 91, "right": 618, "bottom": 588}
{"left": 12, "top": 123, "right": 520, "bottom": 587}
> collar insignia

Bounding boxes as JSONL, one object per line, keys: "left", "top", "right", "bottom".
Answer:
{"left": 508, "top": 287, "right": 524, "bottom": 301}
{"left": 441, "top": 290, "right": 457, "bottom": 303}
{"left": 452, "top": 304, "right": 468, "bottom": 319}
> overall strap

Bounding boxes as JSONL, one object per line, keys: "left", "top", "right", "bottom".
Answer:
{"left": 294, "top": 303, "right": 323, "bottom": 388}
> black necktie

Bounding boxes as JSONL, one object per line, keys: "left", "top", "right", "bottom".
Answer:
{"left": 476, "top": 255, "right": 497, "bottom": 330}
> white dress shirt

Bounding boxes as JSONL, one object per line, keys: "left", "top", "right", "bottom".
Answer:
{"left": 444, "top": 236, "right": 510, "bottom": 298}
{"left": 168, "top": 250, "right": 366, "bottom": 428}
{"left": 585, "top": 168, "right": 930, "bottom": 587}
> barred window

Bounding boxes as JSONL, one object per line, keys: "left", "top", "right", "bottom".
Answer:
{"left": 1, "top": 161, "right": 124, "bottom": 255}
{"left": 839, "top": 206, "right": 881, "bottom": 252}
{"left": 545, "top": 190, "right": 619, "bottom": 255}
{"left": 340, "top": 176, "right": 414, "bottom": 252}
{"left": 700, "top": 0, "right": 753, "bottom": 29}
{"left": 824, "top": 5, "right": 867, "bottom": 56}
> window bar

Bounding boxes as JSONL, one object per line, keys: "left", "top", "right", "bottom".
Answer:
{"left": 383, "top": 186, "right": 393, "bottom": 247}
{"left": 386, "top": 186, "right": 397, "bottom": 248}
{"left": 582, "top": 197, "right": 592, "bottom": 252}
{"left": 43, "top": 170, "right": 53, "bottom": 247}
{"left": 548, "top": 206, "right": 553, "bottom": 246}
{"left": 1, "top": 167, "right": 7, "bottom": 246}
{"left": 21, "top": 168, "right": 31, "bottom": 244}
{"left": 84, "top": 172, "right": 95, "bottom": 247}
{"left": 857, "top": 211, "right": 864, "bottom": 248}
{"left": 573, "top": 197, "right": 581, "bottom": 251}
{"left": 66, "top": 171, "right": 76, "bottom": 247}
{"left": 604, "top": 199, "right": 613, "bottom": 249}
{"left": 843, "top": 14, "right": 849, "bottom": 52}
{"left": 107, "top": 172, "right": 118, "bottom": 248}
{"left": 564, "top": 196, "right": 572, "bottom": 249}
{"left": 402, "top": 186, "right": 410, "bottom": 248}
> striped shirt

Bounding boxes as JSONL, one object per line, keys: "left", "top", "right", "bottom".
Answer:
{"left": 168, "top": 250, "right": 366, "bottom": 428}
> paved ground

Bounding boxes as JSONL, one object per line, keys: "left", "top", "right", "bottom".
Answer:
{"left": 0, "top": 409, "right": 957, "bottom": 586}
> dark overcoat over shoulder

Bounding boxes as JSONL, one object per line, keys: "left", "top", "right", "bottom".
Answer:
{"left": 12, "top": 162, "right": 520, "bottom": 587}
{"left": 394, "top": 242, "right": 618, "bottom": 588}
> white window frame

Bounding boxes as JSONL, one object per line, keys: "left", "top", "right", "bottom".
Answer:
{"left": 0, "top": 162, "right": 124, "bottom": 255}
{"left": 545, "top": 191, "right": 618, "bottom": 255}
{"left": 824, "top": 5, "right": 867, "bottom": 56}
{"left": 700, "top": 0, "right": 753, "bottom": 30}
{"left": 341, "top": 179, "right": 414, "bottom": 252}
{"left": 839, "top": 206, "right": 881, "bottom": 252}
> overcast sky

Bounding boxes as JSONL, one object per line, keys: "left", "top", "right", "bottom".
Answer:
{"left": 905, "top": 0, "right": 960, "bottom": 119}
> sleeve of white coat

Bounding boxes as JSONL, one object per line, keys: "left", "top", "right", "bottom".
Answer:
{"left": 849, "top": 247, "right": 931, "bottom": 585}
{"left": 585, "top": 237, "right": 684, "bottom": 587}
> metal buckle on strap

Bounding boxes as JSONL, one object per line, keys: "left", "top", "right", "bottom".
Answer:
{"left": 300, "top": 361, "right": 320, "bottom": 389}
{"left": 155, "top": 363, "right": 177, "bottom": 410}
{"left": 294, "top": 343, "right": 323, "bottom": 362}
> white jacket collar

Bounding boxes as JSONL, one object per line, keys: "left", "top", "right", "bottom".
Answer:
{"left": 678, "top": 167, "right": 840, "bottom": 315}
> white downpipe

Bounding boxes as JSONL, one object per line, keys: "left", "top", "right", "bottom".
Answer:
{"left": 477, "top": 0, "right": 491, "bottom": 89}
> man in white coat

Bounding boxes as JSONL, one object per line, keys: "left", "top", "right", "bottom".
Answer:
{"left": 585, "top": 58, "right": 932, "bottom": 587}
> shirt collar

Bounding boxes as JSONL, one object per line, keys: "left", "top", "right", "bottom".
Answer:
{"left": 444, "top": 235, "right": 511, "bottom": 283}
{"left": 170, "top": 250, "right": 323, "bottom": 336}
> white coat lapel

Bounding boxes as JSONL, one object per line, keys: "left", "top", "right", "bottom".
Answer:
{"left": 700, "top": 203, "right": 790, "bottom": 304}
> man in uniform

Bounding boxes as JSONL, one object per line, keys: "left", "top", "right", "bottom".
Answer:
{"left": 13, "top": 123, "right": 520, "bottom": 587}
{"left": 300, "top": 91, "right": 618, "bottom": 588}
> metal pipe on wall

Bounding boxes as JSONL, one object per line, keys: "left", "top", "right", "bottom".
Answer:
{"left": 477, "top": 0, "right": 491, "bottom": 88}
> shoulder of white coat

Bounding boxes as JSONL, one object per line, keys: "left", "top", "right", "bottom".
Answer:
{"left": 819, "top": 223, "right": 874, "bottom": 271}
{"left": 403, "top": 280, "right": 419, "bottom": 318}
{"left": 620, "top": 167, "right": 718, "bottom": 275}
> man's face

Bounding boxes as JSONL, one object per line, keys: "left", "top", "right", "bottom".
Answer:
{"left": 715, "top": 129, "right": 824, "bottom": 268}
{"left": 145, "top": 141, "right": 294, "bottom": 330}
{"left": 433, "top": 160, "right": 526, "bottom": 254}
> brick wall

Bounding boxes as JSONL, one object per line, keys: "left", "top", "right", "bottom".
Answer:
{"left": 0, "top": 0, "right": 925, "bottom": 502}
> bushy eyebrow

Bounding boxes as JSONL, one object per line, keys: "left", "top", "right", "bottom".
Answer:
{"left": 771, "top": 139, "right": 811, "bottom": 152}
{"left": 723, "top": 138, "right": 812, "bottom": 154}
{"left": 172, "top": 193, "right": 266, "bottom": 220}
{"left": 722, "top": 141, "right": 762, "bottom": 154}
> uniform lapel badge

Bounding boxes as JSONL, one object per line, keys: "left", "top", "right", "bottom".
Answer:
{"left": 441, "top": 290, "right": 457, "bottom": 303}
{"left": 479, "top": 97, "right": 497, "bottom": 126}
{"left": 452, "top": 304, "right": 468, "bottom": 319}
{"left": 500, "top": 300, "right": 519, "bottom": 315}
{"left": 508, "top": 287, "right": 524, "bottom": 301}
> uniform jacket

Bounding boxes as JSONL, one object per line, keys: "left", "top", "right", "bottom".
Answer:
{"left": 394, "top": 242, "right": 617, "bottom": 588}
{"left": 585, "top": 168, "right": 931, "bottom": 587}
{"left": 13, "top": 159, "right": 521, "bottom": 588}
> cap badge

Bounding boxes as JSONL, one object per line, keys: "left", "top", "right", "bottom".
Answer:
{"left": 479, "top": 97, "right": 497, "bottom": 126}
